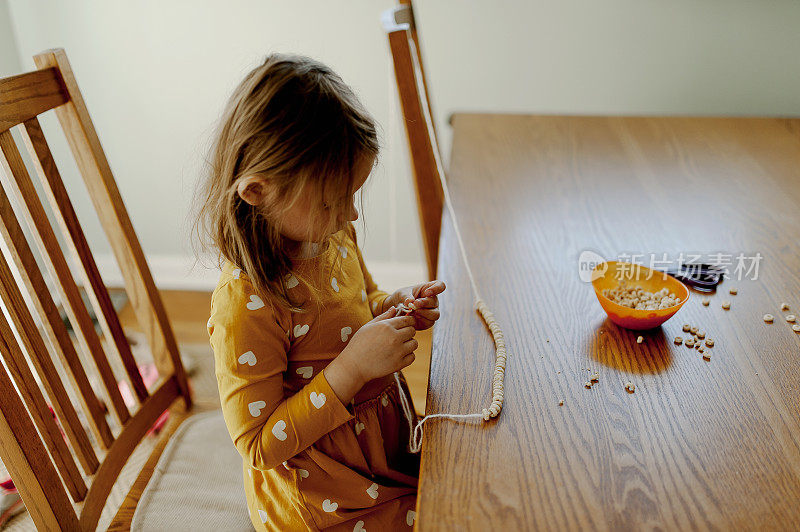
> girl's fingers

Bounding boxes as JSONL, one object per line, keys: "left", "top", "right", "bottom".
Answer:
{"left": 396, "top": 325, "right": 416, "bottom": 340}
{"left": 401, "top": 352, "right": 416, "bottom": 367}
{"left": 413, "top": 308, "right": 439, "bottom": 321}
{"left": 411, "top": 296, "right": 438, "bottom": 309}
{"left": 402, "top": 337, "right": 419, "bottom": 354}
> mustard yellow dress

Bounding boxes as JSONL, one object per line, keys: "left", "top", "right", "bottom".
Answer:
{"left": 208, "top": 223, "right": 420, "bottom": 531}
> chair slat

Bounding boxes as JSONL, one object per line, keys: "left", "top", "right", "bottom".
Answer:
{"left": 20, "top": 117, "right": 150, "bottom": 405}
{"left": 384, "top": 19, "right": 444, "bottom": 279}
{"left": 0, "top": 270, "right": 88, "bottom": 502}
{"left": 79, "top": 375, "right": 181, "bottom": 531}
{"left": 0, "top": 67, "right": 68, "bottom": 132}
{"left": 0, "top": 346, "right": 80, "bottom": 529}
{"left": 0, "top": 130, "right": 132, "bottom": 430}
{"left": 33, "top": 49, "right": 192, "bottom": 409}
{"left": 0, "top": 137, "right": 114, "bottom": 456}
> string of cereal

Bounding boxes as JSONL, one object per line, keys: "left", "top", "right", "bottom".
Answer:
{"left": 390, "top": 35, "right": 509, "bottom": 454}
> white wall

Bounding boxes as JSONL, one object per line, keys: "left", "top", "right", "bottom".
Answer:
{"left": 3, "top": 0, "right": 799, "bottom": 292}
{"left": 0, "top": 0, "right": 20, "bottom": 76}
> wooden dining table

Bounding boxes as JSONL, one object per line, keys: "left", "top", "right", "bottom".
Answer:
{"left": 415, "top": 113, "right": 800, "bottom": 530}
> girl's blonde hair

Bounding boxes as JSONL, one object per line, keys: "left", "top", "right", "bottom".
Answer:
{"left": 191, "top": 53, "right": 379, "bottom": 312}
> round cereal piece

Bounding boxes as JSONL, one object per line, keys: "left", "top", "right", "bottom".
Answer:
{"left": 786, "top": 314, "right": 796, "bottom": 323}
{"left": 702, "top": 352, "right": 711, "bottom": 361}
{"left": 685, "top": 338, "right": 695, "bottom": 348}
{"left": 697, "top": 330, "right": 706, "bottom": 339}
{"left": 763, "top": 313, "right": 774, "bottom": 323}
{"left": 674, "top": 336, "right": 683, "bottom": 345}
{"left": 682, "top": 324, "right": 691, "bottom": 333}
{"left": 624, "top": 381, "right": 635, "bottom": 393}
{"left": 590, "top": 373, "right": 599, "bottom": 382}
{"left": 729, "top": 287, "right": 738, "bottom": 295}
{"left": 697, "top": 346, "right": 704, "bottom": 353}
{"left": 558, "top": 400, "right": 564, "bottom": 406}
{"left": 781, "top": 303, "right": 790, "bottom": 311}
{"left": 721, "top": 301, "right": 731, "bottom": 310}
{"left": 584, "top": 381, "right": 592, "bottom": 389}
{"left": 792, "top": 324, "right": 800, "bottom": 333}
{"left": 701, "top": 299, "right": 710, "bottom": 306}
{"left": 636, "top": 335, "right": 644, "bottom": 344}
{"left": 705, "top": 338, "right": 714, "bottom": 347}
{"left": 690, "top": 326, "right": 698, "bottom": 335}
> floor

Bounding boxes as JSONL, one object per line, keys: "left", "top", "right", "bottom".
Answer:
{"left": 118, "top": 290, "right": 433, "bottom": 416}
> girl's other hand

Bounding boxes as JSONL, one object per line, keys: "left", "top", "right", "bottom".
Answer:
{"left": 388, "top": 280, "right": 446, "bottom": 331}
{"left": 326, "top": 306, "right": 418, "bottom": 404}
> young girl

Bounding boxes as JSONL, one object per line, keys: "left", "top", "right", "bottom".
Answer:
{"left": 194, "top": 53, "right": 446, "bottom": 530}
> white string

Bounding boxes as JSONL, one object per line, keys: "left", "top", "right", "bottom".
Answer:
{"left": 389, "top": 27, "right": 514, "bottom": 446}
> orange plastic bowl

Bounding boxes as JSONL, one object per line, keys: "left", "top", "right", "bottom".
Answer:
{"left": 591, "top": 261, "right": 689, "bottom": 330}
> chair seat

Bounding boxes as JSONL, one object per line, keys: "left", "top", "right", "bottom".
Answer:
{"left": 131, "top": 409, "right": 253, "bottom": 530}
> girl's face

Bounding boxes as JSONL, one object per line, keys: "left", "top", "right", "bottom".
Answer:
{"left": 237, "top": 153, "right": 376, "bottom": 244}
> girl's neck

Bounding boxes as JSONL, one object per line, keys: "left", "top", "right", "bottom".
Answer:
{"left": 285, "top": 238, "right": 324, "bottom": 260}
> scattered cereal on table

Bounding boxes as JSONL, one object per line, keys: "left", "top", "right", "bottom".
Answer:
{"left": 558, "top": 400, "right": 564, "bottom": 406}
{"left": 682, "top": 324, "right": 691, "bottom": 333}
{"left": 792, "top": 324, "right": 800, "bottom": 333}
{"left": 721, "top": 301, "right": 731, "bottom": 310}
{"left": 702, "top": 299, "right": 710, "bottom": 306}
{"left": 729, "top": 287, "right": 738, "bottom": 295}
{"left": 686, "top": 338, "right": 695, "bottom": 348}
{"left": 636, "top": 336, "right": 644, "bottom": 344}
{"left": 705, "top": 338, "right": 714, "bottom": 347}
{"left": 698, "top": 346, "right": 704, "bottom": 353}
{"left": 763, "top": 314, "right": 774, "bottom": 323}
{"left": 590, "top": 372, "right": 599, "bottom": 382}
{"left": 781, "top": 303, "right": 790, "bottom": 311}
{"left": 786, "top": 314, "right": 796, "bottom": 323}
{"left": 674, "top": 337, "right": 683, "bottom": 345}
{"left": 697, "top": 330, "right": 706, "bottom": 339}
{"left": 690, "top": 326, "right": 698, "bottom": 335}
{"left": 584, "top": 381, "right": 593, "bottom": 389}
{"left": 624, "top": 382, "right": 635, "bottom": 393}
{"left": 702, "top": 352, "right": 711, "bottom": 361}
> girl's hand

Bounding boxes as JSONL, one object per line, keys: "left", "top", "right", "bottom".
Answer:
{"left": 384, "top": 280, "right": 446, "bottom": 331}
{"left": 329, "top": 307, "right": 418, "bottom": 399}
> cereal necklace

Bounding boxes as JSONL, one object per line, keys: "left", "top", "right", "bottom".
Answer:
{"left": 389, "top": 37, "right": 509, "bottom": 454}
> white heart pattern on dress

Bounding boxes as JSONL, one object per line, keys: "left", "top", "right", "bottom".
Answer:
{"left": 361, "top": 289, "right": 367, "bottom": 302}
{"left": 232, "top": 268, "right": 242, "bottom": 279}
{"left": 285, "top": 274, "right": 299, "bottom": 289}
{"left": 258, "top": 509, "right": 268, "bottom": 523}
{"left": 246, "top": 294, "right": 264, "bottom": 310}
{"left": 248, "top": 400, "right": 266, "bottom": 417}
{"left": 341, "top": 326, "right": 352, "bottom": 342}
{"left": 406, "top": 510, "right": 416, "bottom": 526}
{"left": 293, "top": 324, "right": 310, "bottom": 337}
{"left": 206, "top": 317, "right": 213, "bottom": 329}
{"left": 366, "top": 482, "right": 379, "bottom": 500}
{"left": 272, "top": 420, "right": 288, "bottom": 441}
{"left": 282, "top": 461, "right": 290, "bottom": 470}
{"left": 331, "top": 277, "right": 339, "bottom": 292}
{"left": 298, "top": 469, "right": 309, "bottom": 479}
{"left": 322, "top": 499, "right": 338, "bottom": 513}
{"left": 338, "top": 245, "right": 348, "bottom": 258}
{"left": 310, "top": 392, "right": 326, "bottom": 409}
{"left": 238, "top": 351, "right": 257, "bottom": 366}
{"left": 296, "top": 366, "right": 313, "bottom": 379}
{"left": 355, "top": 422, "right": 365, "bottom": 435}
{"left": 381, "top": 395, "right": 388, "bottom": 407}
{"left": 353, "top": 520, "right": 366, "bottom": 532}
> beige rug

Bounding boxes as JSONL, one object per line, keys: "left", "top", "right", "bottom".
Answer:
{"left": 0, "top": 332, "right": 220, "bottom": 531}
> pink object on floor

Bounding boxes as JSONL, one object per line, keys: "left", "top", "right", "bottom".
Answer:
{"left": 118, "top": 362, "right": 170, "bottom": 436}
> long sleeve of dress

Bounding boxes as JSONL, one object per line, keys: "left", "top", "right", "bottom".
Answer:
{"left": 209, "top": 278, "right": 355, "bottom": 472}
{"left": 348, "top": 222, "right": 391, "bottom": 317}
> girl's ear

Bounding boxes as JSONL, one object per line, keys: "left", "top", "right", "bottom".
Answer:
{"left": 237, "top": 176, "right": 270, "bottom": 206}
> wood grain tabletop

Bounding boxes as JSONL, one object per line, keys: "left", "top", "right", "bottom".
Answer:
{"left": 416, "top": 114, "right": 800, "bottom": 531}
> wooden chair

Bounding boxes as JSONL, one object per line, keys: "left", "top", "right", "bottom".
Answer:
{"left": 0, "top": 49, "right": 236, "bottom": 530}
{"left": 382, "top": 1, "right": 445, "bottom": 280}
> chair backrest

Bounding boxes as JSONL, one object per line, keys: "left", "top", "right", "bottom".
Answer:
{"left": 382, "top": 1, "right": 444, "bottom": 280}
{"left": 0, "top": 48, "right": 191, "bottom": 530}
